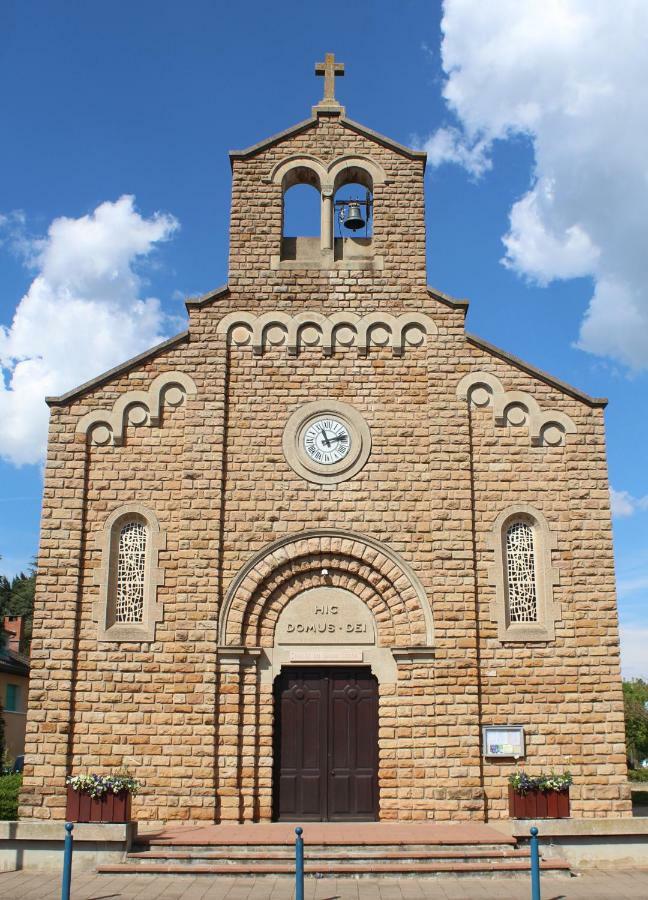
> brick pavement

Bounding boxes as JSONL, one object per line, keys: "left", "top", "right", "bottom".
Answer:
{"left": 2, "top": 870, "right": 648, "bottom": 900}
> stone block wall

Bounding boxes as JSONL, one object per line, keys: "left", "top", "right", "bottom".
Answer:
{"left": 19, "top": 108, "right": 630, "bottom": 823}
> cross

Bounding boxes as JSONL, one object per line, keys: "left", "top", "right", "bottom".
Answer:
{"left": 315, "top": 53, "right": 345, "bottom": 103}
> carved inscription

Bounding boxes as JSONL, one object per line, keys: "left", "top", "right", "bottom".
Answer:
{"left": 275, "top": 587, "right": 376, "bottom": 646}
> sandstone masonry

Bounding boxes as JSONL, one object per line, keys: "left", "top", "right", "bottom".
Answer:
{"left": 20, "top": 58, "right": 631, "bottom": 824}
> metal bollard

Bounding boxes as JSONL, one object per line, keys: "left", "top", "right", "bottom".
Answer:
{"left": 295, "top": 826, "right": 304, "bottom": 900}
{"left": 61, "top": 822, "right": 74, "bottom": 900}
{"left": 530, "top": 825, "right": 541, "bottom": 900}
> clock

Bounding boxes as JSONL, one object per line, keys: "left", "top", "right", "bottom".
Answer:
{"left": 303, "top": 417, "right": 351, "bottom": 465}
{"left": 283, "top": 400, "right": 371, "bottom": 485}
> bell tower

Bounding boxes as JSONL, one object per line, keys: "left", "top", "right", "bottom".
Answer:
{"left": 227, "top": 53, "right": 429, "bottom": 304}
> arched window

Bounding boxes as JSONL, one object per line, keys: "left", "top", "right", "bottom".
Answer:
{"left": 270, "top": 155, "right": 385, "bottom": 271}
{"left": 505, "top": 521, "right": 538, "bottom": 623}
{"left": 282, "top": 183, "right": 320, "bottom": 238}
{"left": 94, "top": 504, "right": 166, "bottom": 641}
{"left": 334, "top": 181, "right": 373, "bottom": 239}
{"left": 115, "top": 521, "right": 147, "bottom": 623}
{"left": 333, "top": 167, "right": 374, "bottom": 265}
{"left": 280, "top": 166, "right": 322, "bottom": 263}
{"left": 488, "top": 505, "right": 559, "bottom": 642}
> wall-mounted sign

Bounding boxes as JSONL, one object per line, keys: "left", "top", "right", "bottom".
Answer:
{"left": 482, "top": 726, "right": 525, "bottom": 759}
{"left": 275, "top": 587, "right": 377, "bottom": 646}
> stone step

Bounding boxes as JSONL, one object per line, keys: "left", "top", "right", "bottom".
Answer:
{"left": 139, "top": 840, "right": 516, "bottom": 852}
{"left": 97, "top": 858, "right": 572, "bottom": 878}
{"left": 126, "top": 847, "right": 532, "bottom": 863}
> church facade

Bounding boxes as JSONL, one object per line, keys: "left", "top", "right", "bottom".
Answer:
{"left": 21, "top": 56, "right": 631, "bottom": 825}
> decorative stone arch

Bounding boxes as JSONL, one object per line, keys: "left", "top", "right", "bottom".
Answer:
{"left": 456, "top": 370, "right": 577, "bottom": 447}
{"left": 487, "top": 503, "right": 560, "bottom": 643}
{"left": 93, "top": 502, "right": 166, "bottom": 642}
{"left": 216, "top": 310, "right": 437, "bottom": 357}
{"left": 218, "top": 528, "right": 434, "bottom": 655}
{"left": 269, "top": 154, "right": 328, "bottom": 189}
{"left": 77, "top": 371, "right": 197, "bottom": 447}
{"left": 269, "top": 152, "right": 388, "bottom": 268}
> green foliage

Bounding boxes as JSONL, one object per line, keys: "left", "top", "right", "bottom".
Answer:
{"left": 0, "top": 774, "right": 22, "bottom": 820}
{"left": 624, "top": 679, "right": 648, "bottom": 769}
{"left": 508, "top": 770, "right": 572, "bottom": 794}
{"left": 0, "top": 557, "right": 36, "bottom": 654}
{"left": 628, "top": 768, "right": 648, "bottom": 782}
{"left": 66, "top": 771, "right": 140, "bottom": 797}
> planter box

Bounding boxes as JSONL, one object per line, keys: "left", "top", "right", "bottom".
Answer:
{"left": 66, "top": 786, "right": 132, "bottom": 823}
{"left": 509, "top": 784, "right": 570, "bottom": 818}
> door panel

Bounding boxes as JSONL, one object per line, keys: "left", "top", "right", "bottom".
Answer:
{"left": 328, "top": 671, "right": 378, "bottom": 820}
{"left": 274, "top": 667, "right": 378, "bottom": 821}
{"left": 275, "top": 670, "right": 327, "bottom": 821}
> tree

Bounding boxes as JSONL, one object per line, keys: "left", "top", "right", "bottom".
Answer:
{"left": 0, "top": 557, "right": 36, "bottom": 655}
{"left": 623, "top": 679, "right": 648, "bottom": 769}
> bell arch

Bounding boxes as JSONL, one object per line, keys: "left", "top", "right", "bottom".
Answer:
{"left": 218, "top": 528, "right": 434, "bottom": 650}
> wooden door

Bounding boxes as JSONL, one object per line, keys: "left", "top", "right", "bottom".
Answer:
{"left": 273, "top": 667, "right": 378, "bottom": 821}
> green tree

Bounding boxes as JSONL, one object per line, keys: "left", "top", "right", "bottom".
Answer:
{"left": 0, "top": 576, "right": 10, "bottom": 618}
{"left": 4, "top": 560, "right": 36, "bottom": 654}
{"left": 624, "top": 679, "right": 648, "bottom": 770}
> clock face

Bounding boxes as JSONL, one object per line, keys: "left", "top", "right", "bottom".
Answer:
{"left": 303, "top": 417, "right": 351, "bottom": 465}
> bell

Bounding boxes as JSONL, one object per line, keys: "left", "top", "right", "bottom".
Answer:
{"left": 343, "top": 201, "right": 365, "bottom": 231}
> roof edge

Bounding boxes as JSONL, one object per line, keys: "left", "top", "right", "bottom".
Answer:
{"left": 427, "top": 285, "right": 469, "bottom": 312}
{"left": 465, "top": 333, "right": 607, "bottom": 408}
{"left": 228, "top": 114, "right": 427, "bottom": 166}
{"left": 185, "top": 284, "right": 230, "bottom": 310}
{"left": 46, "top": 331, "right": 190, "bottom": 407}
{"left": 229, "top": 118, "right": 318, "bottom": 165}
{"left": 340, "top": 117, "right": 427, "bottom": 164}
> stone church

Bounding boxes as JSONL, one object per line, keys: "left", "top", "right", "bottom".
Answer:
{"left": 21, "top": 55, "right": 630, "bottom": 825}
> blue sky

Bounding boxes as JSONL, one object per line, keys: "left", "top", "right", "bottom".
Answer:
{"left": 0, "top": 1, "right": 646, "bottom": 675}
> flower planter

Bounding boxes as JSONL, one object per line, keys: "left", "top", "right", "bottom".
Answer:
{"left": 66, "top": 785, "right": 132, "bottom": 823}
{"left": 508, "top": 784, "right": 570, "bottom": 818}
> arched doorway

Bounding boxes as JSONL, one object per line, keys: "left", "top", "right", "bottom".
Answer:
{"left": 216, "top": 529, "right": 434, "bottom": 823}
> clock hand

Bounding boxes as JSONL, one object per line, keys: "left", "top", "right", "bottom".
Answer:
{"left": 321, "top": 430, "right": 333, "bottom": 448}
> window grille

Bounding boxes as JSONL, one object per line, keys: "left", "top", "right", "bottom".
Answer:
{"left": 116, "top": 521, "right": 147, "bottom": 623}
{"left": 505, "top": 521, "right": 538, "bottom": 623}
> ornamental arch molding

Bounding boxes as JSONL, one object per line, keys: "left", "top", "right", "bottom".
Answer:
{"left": 77, "top": 371, "right": 197, "bottom": 447}
{"left": 217, "top": 310, "right": 437, "bottom": 357}
{"left": 218, "top": 529, "right": 435, "bottom": 655}
{"left": 456, "top": 370, "right": 577, "bottom": 447}
{"left": 268, "top": 154, "right": 388, "bottom": 192}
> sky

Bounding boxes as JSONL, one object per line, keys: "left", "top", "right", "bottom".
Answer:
{"left": 0, "top": 0, "right": 646, "bottom": 676}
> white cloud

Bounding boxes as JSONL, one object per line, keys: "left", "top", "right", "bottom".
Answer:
{"left": 620, "top": 625, "right": 648, "bottom": 680}
{"left": 0, "top": 196, "right": 179, "bottom": 466}
{"left": 425, "top": 0, "right": 648, "bottom": 370}
{"left": 611, "top": 487, "right": 648, "bottom": 519}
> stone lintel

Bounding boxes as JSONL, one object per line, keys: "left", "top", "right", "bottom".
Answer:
{"left": 391, "top": 645, "right": 435, "bottom": 664}
{"left": 217, "top": 645, "right": 262, "bottom": 665}
{"left": 312, "top": 102, "right": 346, "bottom": 117}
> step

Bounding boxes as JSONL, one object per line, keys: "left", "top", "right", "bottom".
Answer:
{"left": 126, "top": 847, "right": 531, "bottom": 862}
{"left": 139, "top": 839, "right": 516, "bottom": 851}
{"left": 98, "top": 858, "right": 572, "bottom": 878}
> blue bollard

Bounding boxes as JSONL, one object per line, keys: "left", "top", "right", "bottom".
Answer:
{"left": 530, "top": 825, "right": 541, "bottom": 900}
{"left": 295, "top": 826, "right": 304, "bottom": 900}
{"left": 61, "top": 822, "right": 74, "bottom": 900}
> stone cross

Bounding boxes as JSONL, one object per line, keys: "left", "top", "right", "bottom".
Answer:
{"left": 315, "top": 53, "right": 345, "bottom": 103}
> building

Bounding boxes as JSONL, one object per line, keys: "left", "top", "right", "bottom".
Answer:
{"left": 1, "top": 617, "right": 29, "bottom": 762}
{"left": 20, "top": 55, "right": 631, "bottom": 824}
